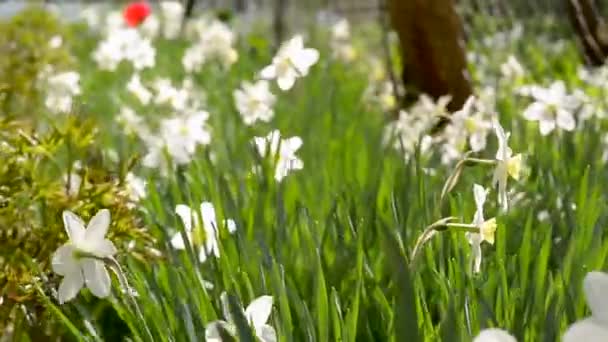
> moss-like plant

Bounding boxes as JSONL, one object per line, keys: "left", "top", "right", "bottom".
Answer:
{"left": 0, "top": 6, "right": 73, "bottom": 116}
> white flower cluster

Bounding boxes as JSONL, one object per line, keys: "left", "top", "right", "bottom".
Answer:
{"left": 93, "top": 28, "right": 156, "bottom": 71}
{"left": 183, "top": 18, "right": 238, "bottom": 72}
{"left": 117, "top": 75, "right": 211, "bottom": 172}
{"left": 43, "top": 71, "right": 81, "bottom": 114}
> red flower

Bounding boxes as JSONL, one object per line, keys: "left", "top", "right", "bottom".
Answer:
{"left": 123, "top": 1, "right": 151, "bottom": 27}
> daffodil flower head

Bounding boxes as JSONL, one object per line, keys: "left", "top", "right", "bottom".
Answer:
{"left": 493, "top": 119, "right": 523, "bottom": 211}
{"left": 171, "top": 202, "right": 237, "bottom": 263}
{"left": 474, "top": 328, "right": 517, "bottom": 342}
{"left": 563, "top": 271, "right": 608, "bottom": 341}
{"left": 472, "top": 184, "right": 497, "bottom": 244}
{"left": 51, "top": 210, "right": 117, "bottom": 304}
{"left": 206, "top": 292, "right": 276, "bottom": 342}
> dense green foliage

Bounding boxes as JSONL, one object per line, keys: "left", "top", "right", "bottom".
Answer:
{"left": 2, "top": 4, "right": 608, "bottom": 342}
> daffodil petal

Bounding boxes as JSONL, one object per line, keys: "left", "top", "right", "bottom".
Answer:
{"left": 58, "top": 269, "right": 84, "bottom": 304}
{"left": 62, "top": 210, "right": 86, "bottom": 244}
{"left": 85, "top": 209, "right": 111, "bottom": 242}
{"left": 277, "top": 73, "right": 296, "bottom": 91}
{"left": 584, "top": 271, "right": 608, "bottom": 324}
{"left": 245, "top": 295, "right": 273, "bottom": 328}
{"left": 82, "top": 258, "right": 111, "bottom": 298}
{"left": 175, "top": 204, "right": 194, "bottom": 231}
{"left": 473, "top": 328, "right": 517, "bottom": 342}
{"left": 52, "top": 244, "right": 79, "bottom": 276}
{"left": 256, "top": 324, "right": 277, "bottom": 342}
{"left": 563, "top": 317, "right": 608, "bottom": 342}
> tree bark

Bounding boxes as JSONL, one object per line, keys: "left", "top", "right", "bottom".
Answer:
{"left": 567, "top": 0, "right": 608, "bottom": 66}
{"left": 388, "top": 0, "right": 472, "bottom": 112}
{"left": 273, "top": 0, "right": 288, "bottom": 50}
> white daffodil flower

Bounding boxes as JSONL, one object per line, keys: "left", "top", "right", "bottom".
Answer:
{"left": 563, "top": 271, "right": 608, "bottom": 342}
{"left": 253, "top": 130, "right": 303, "bottom": 182}
{"left": 499, "top": 55, "right": 525, "bottom": 80}
{"left": 474, "top": 328, "right": 517, "bottom": 342}
{"left": 126, "top": 74, "right": 152, "bottom": 105}
{"left": 466, "top": 184, "right": 497, "bottom": 273}
{"left": 171, "top": 202, "right": 236, "bottom": 263}
{"left": 206, "top": 292, "right": 276, "bottom": 342}
{"left": 260, "top": 35, "right": 319, "bottom": 91}
{"left": 160, "top": 1, "right": 184, "bottom": 40}
{"left": 492, "top": 120, "right": 523, "bottom": 212}
{"left": 522, "top": 81, "right": 579, "bottom": 135}
{"left": 44, "top": 71, "right": 81, "bottom": 114}
{"left": 124, "top": 172, "right": 147, "bottom": 203}
{"left": 234, "top": 80, "right": 276, "bottom": 125}
{"left": 92, "top": 28, "right": 156, "bottom": 71}
{"left": 51, "top": 210, "right": 117, "bottom": 304}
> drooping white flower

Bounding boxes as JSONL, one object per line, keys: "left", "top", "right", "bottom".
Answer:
{"left": 51, "top": 210, "right": 117, "bottom": 303}
{"left": 522, "top": 81, "right": 580, "bottom": 135}
{"left": 160, "top": 1, "right": 184, "bottom": 39}
{"left": 563, "top": 271, "right": 608, "bottom": 342}
{"left": 253, "top": 130, "right": 303, "bottom": 182}
{"left": 44, "top": 71, "right": 81, "bottom": 114}
{"left": 466, "top": 184, "right": 497, "bottom": 273}
{"left": 474, "top": 328, "right": 517, "bottom": 342}
{"left": 126, "top": 74, "right": 152, "bottom": 105}
{"left": 206, "top": 292, "right": 276, "bottom": 342}
{"left": 234, "top": 80, "right": 276, "bottom": 125}
{"left": 492, "top": 120, "right": 523, "bottom": 212}
{"left": 260, "top": 35, "right": 319, "bottom": 91}
{"left": 171, "top": 202, "right": 236, "bottom": 262}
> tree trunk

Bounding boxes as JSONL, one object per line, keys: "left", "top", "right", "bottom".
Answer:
{"left": 567, "top": 0, "right": 608, "bottom": 66}
{"left": 273, "top": 0, "right": 288, "bottom": 50}
{"left": 388, "top": 0, "right": 472, "bottom": 112}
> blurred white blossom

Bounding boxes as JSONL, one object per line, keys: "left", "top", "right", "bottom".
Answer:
{"left": 142, "top": 111, "right": 211, "bottom": 169}
{"left": 93, "top": 28, "right": 156, "bottom": 71}
{"left": 44, "top": 71, "right": 81, "bottom": 114}
{"left": 206, "top": 293, "right": 276, "bottom": 342}
{"left": 329, "top": 19, "right": 356, "bottom": 63}
{"left": 522, "top": 81, "right": 579, "bottom": 135}
{"left": 171, "top": 202, "right": 237, "bottom": 263}
{"left": 160, "top": 1, "right": 184, "bottom": 39}
{"left": 234, "top": 80, "right": 276, "bottom": 125}
{"left": 563, "top": 272, "right": 608, "bottom": 342}
{"left": 127, "top": 74, "right": 152, "bottom": 105}
{"left": 260, "top": 35, "right": 319, "bottom": 91}
{"left": 474, "top": 328, "right": 517, "bottom": 342}
{"left": 254, "top": 130, "right": 303, "bottom": 182}
{"left": 183, "top": 18, "right": 238, "bottom": 72}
